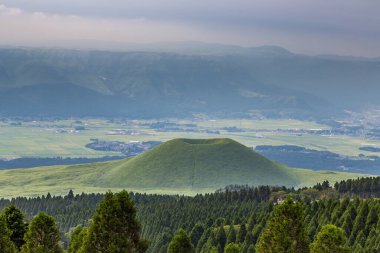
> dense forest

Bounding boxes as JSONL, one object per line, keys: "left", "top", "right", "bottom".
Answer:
{"left": 1, "top": 177, "right": 380, "bottom": 252}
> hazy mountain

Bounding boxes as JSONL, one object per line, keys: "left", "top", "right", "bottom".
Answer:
{"left": 0, "top": 44, "right": 378, "bottom": 118}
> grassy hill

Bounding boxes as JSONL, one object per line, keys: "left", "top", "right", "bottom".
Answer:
{"left": 0, "top": 138, "right": 372, "bottom": 198}
{"left": 100, "top": 138, "right": 299, "bottom": 189}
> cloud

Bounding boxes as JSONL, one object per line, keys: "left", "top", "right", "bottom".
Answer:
{"left": 0, "top": 4, "right": 23, "bottom": 15}
{"left": 0, "top": 1, "right": 379, "bottom": 57}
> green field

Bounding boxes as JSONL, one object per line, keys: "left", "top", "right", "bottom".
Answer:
{"left": 0, "top": 118, "right": 379, "bottom": 159}
{"left": 0, "top": 138, "right": 372, "bottom": 198}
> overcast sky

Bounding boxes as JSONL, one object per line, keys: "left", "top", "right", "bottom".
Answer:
{"left": 1, "top": 0, "right": 379, "bottom": 57}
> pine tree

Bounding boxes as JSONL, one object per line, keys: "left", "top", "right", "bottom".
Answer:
{"left": 216, "top": 225, "right": 227, "bottom": 249}
{"left": 168, "top": 229, "right": 194, "bottom": 253}
{"left": 226, "top": 226, "right": 236, "bottom": 244}
{"left": 190, "top": 223, "right": 204, "bottom": 248}
{"left": 247, "top": 244, "right": 255, "bottom": 253}
{"left": 237, "top": 223, "right": 247, "bottom": 244}
{"left": 196, "top": 227, "right": 211, "bottom": 253}
{"left": 251, "top": 224, "right": 263, "bottom": 244}
{"left": 256, "top": 197, "right": 309, "bottom": 253}
{"left": 80, "top": 190, "right": 148, "bottom": 253}
{"left": 224, "top": 243, "right": 240, "bottom": 253}
{"left": 4, "top": 205, "right": 27, "bottom": 250}
{"left": 67, "top": 226, "right": 88, "bottom": 253}
{"left": 309, "top": 224, "right": 352, "bottom": 253}
{"left": 21, "top": 212, "right": 63, "bottom": 253}
{"left": 0, "top": 214, "right": 17, "bottom": 253}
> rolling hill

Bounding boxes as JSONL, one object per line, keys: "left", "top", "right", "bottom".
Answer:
{"left": 0, "top": 138, "right": 371, "bottom": 197}
{"left": 100, "top": 138, "right": 299, "bottom": 189}
{"left": 2, "top": 44, "right": 379, "bottom": 119}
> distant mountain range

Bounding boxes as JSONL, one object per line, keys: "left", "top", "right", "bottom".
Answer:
{"left": 0, "top": 42, "right": 379, "bottom": 119}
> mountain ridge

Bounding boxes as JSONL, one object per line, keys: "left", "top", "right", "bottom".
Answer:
{"left": 0, "top": 46, "right": 379, "bottom": 118}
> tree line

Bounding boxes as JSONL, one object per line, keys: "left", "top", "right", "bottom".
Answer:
{"left": 2, "top": 177, "right": 380, "bottom": 252}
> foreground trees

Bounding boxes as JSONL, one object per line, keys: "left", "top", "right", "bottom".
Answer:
{"left": 310, "top": 224, "right": 351, "bottom": 253}
{"left": 2, "top": 186, "right": 374, "bottom": 252}
{"left": 67, "top": 226, "right": 87, "bottom": 253}
{"left": 77, "top": 190, "right": 148, "bottom": 253}
{"left": 4, "top": 205, "right": 27, "bottom": 250}
{"left": 224, "top": 243, "right": 240, "bottom": 253}
{"left": 168, "top": 229, "right": 194, "bottom": 253}
{"left": 0, "top": 214, "right": 17, "bottom": 253}
{"left": 21, "top": 212, "right": 63, "bottom": 253}
{"left": 256, "top": 197, "right": 310, "bottom": 253}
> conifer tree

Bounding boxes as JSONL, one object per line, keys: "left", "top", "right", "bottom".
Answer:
{"left": 237, "top": 223, "right": 247, "bottom": 244}
{"left": 4, "top": 205, "right": 27, "bottom": 250}
{"left": 67, "top": 226, "right": 87, "bottom": 253}
{"left": 247, "top": 244, "right": 255, "bottom": 253}
{"left": 196, "top": 228, "right": 212, "bottom": 253}
{"left": 21, "top": 212, "right": 63, "bottom": 253}
{"left": 309, "top": 224, "right": 351, "bottom": 253}
{"left": 256, "top": 197, "right": 309, "bottom": 253}
{"left": 80, "top": 190, "right": 148, "bottom": 253}
{"left": 226, "top": 226, "right": 236, "bottom": 244}
{"left": 224, "top": 243, "right": 240, "bottom": 253}
{"left": 0, "top": 214, "right": 17, "bottom": 253}
{"left": 190, "top": 223, "right": 204, "bottom": 248}
{"left": 168, "top": 229, "right": 194, "bottom": 253}
{"left": 216, "top": 225, "right": 227, "bottom": 249}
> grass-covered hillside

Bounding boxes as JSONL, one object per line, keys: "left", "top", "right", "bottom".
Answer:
{"left": 0, "top": 138, "right": 371, "bottom": 198}
{"left": 100, "top": 138, "right": 298, "bottom": 189}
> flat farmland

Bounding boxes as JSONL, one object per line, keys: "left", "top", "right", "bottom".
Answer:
{"left": 0, "top": 118, "right": 379, "bottom": 159}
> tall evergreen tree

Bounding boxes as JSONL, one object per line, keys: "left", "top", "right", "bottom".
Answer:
{"left": 216, "top": 225, "right": 227, "bottom": 250}
{"left": 309, "top": 224, "right": 351, "bottom": 253}
{"left": 256, "top": 197, "right": 309, "bottom": 253}
{"left": 224, "top": 243, "right": 240, "bottom": 253}
{"left": 80, "top": 190, "right": 148, "bottom": 253}
{"left": 226, "top": 226, "right": 236, "bottom": 244}
{"left": 190, "top": 223, "right": 204, "bottom": 248}
{"left": 4, "top": 205, "right": 27, "bottom": 250}
{"left": 67, "top": 226, "right": 88, "bottom": 253}
{"left": 168, "top": 229, "right": 194, "bottom": 253}
{"left": 237, "top": 223, "right": 247, "bottom": 244}
{"left": 0, "top": 214, "right": 17, "bottom": 253}
{"left": 21, "top": 212, "right": 63, "bottom": 253}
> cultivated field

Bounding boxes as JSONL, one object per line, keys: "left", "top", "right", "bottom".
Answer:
{"left": 0, "top": 118, "right": 379, "bottom": 159}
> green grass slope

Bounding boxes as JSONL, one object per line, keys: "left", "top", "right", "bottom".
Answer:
{"left": 0, "top": 138, "right": 372, "bottom": 198}
{"left": 100, "top": 138, "right": 299, "bottom": 190}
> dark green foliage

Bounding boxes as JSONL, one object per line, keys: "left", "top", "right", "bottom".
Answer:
{"left": 4, "top": 178, "right": 380, "bottom": 252}
{"left": 226, "top": 226, "right": 236, "bottom": 244}
{"left": 67, "top": 226, "right": 87, "bottom": 253}
{"left": 256, "top": 197, "right": 309, "bottom": 253}
{"left": 334, "top": 177, "right": 380, "bottom": 198}
{"left": 237, "top": 223, "right": 247, "bottom": 244}
{"left": 4, "top": 205, "right": 27, "bottom": 249}
{"left": 309, "top": 224, "right": 351, "bottom": 253}
{"left": 0, "top": 214, "right": 17, "bottom": 253}
{"left": 21, "top": 212, "right": 63, "bottom": 253}
{"left": 80, "top": 190, "right": 148, "bottom": 253}
{"left": 216, "top": 225, "right": 227, "bottom": 249}
{"left": 190, "top": 223, "right": 204, "bottom": 248}
{"left": 168, "top": 229, "right": 194, "bottom": 253}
